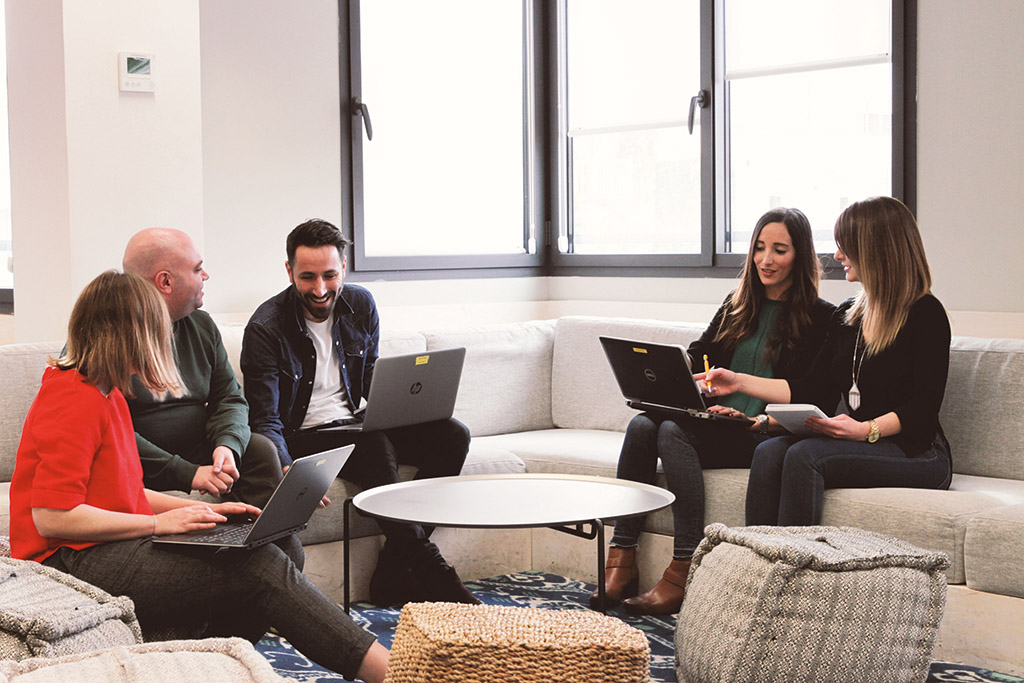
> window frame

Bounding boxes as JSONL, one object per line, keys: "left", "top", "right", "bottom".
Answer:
{"left": 338, "top": 0, "right": 914, "bottom": 282}
{"left": 548, "top": 0, "right": 715, "bottom": 272}
{"left": 341, "top": 0, "right": 545, "bottom": 278}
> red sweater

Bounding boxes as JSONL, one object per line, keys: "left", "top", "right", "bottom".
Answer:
{"left": 10, "top": 367, "right": 153, "bottom": 562}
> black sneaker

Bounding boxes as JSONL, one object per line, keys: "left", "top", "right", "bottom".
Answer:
{"left": 368, "top": 548, "right": 424, "bottom": 607}
{"left": 420, "top": 565, "right": 481, "bottom": 605}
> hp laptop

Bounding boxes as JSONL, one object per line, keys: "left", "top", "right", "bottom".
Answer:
{"left": 599, "top": 336, "right": 753, "bottom": 426}
{"left": 321, "top": 347, "right": 466, "bottom": 432}
{"left": 152, "top": 444, "right": 353, "bottom": 549}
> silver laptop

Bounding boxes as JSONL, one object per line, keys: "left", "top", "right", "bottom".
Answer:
{"left": 321, "top": 347, "right": 466, "bottom": 432}
{"left": 152, "top": 444, "right": 353, "bottom": 549}
{"left": 599, "top": 336, "right": 752, "bottom": 426}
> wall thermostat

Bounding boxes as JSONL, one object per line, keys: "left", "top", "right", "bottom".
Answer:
{"left": 118, "top": 52, "right": 155, "bottom": 92}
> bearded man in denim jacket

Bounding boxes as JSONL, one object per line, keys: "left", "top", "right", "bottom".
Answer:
{"left": 241, "top": 219, "right": 475, "bottom": 607}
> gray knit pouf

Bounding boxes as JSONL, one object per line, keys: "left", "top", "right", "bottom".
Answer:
{"left": 0, "top": 555, "right": 143, "bottom": 660}
{"left": 674, "top": 524, "right": 950, "bottom": 683}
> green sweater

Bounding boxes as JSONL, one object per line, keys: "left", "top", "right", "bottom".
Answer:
{"left": 127, "top": 309, "right": 250, "bottom": 492}
{"left": 716, "top": 299, "right": 780, "bottom": 417}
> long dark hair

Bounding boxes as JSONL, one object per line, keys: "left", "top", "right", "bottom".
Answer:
{"left": 713, "top": 207, "right": 822, "bottom": 362}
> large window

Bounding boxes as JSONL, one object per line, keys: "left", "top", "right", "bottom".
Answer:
{"left": 722, "top": 0, "right": 895, "bottom": 254}
{"left": 347, "top": 0, "right": 542, "bottom": 272}
{"left": 342, "top": 1, "right": 910, "bottom": 277}
{"left": 561, "top": 0, "right": 702, "bottom": 256}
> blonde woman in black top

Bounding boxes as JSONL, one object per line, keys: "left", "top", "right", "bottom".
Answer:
{"left": 703, "top": 196, "right": 952, "bottom": 526}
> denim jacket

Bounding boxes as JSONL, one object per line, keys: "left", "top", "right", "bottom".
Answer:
{"left": 240, "top": 284, "right": 379, "bottom": 465}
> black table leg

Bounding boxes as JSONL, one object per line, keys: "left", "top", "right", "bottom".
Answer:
{"left": 595, "top": 518, "right": 606, "bottom": 613}
{"left": 548, "top": 519, "right": 607, "bottom": 613}
{"left": 343, "top": 497, "right": 353, "bottom": 613}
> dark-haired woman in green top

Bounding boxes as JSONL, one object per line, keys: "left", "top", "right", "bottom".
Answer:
{"left": 594, "top": 208, "right": 835, "bottom": 615}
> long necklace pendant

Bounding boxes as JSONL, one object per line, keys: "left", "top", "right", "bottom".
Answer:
{"left": 848, "top": 383, "right": 861, "bottom": 411}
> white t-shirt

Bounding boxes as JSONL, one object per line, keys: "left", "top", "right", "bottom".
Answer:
{"left": 300, "top": 316, "right": 354, "bottom": 429}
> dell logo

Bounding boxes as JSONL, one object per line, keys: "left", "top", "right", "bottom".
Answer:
{"left": 644, "top": 368, "right": 657, "bottom": 382}
{"left": 410, "top": 382, "right": 423, "bottom": 395}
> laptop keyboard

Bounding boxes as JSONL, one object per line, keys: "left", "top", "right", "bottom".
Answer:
{"left": 195, "top": 523, "right": 252, "bottom": 545}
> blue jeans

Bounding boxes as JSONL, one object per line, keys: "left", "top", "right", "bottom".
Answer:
{"left": 611, "top": 412, "right": 765, "bottom": 558}
{"left": 745, "top": 431, "right": 952, "bottom": 526}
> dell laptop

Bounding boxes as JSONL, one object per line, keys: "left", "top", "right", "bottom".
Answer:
{"left": 599, "top": 336, "right": 752, "bottom": 426}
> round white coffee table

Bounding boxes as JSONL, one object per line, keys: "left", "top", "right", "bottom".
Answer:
{"left": 343, "top": 473, "right": 675, "bottom": 612}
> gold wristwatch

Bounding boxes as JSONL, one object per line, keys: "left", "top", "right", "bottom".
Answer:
{"left": 866, "top": 419, "right": 881, "bottom": 443}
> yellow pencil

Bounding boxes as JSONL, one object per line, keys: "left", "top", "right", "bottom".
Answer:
{"left": 703, "top": 354, "right": 712, "bottom": 391}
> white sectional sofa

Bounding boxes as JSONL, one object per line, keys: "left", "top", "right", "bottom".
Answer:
{"left": 2, "top": 315, "right": 1023, "bottom": 672}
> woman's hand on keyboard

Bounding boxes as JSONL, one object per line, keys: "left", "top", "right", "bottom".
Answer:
{"left": 154, "top": 502, "right": 259, "bottom": 535}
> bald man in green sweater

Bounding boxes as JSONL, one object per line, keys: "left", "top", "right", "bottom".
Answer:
{"left": 122, "top": 228, "right": 282, "bottom": 508}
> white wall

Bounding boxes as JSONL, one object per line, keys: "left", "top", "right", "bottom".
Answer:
{"left": 7, "top": 0, "right": 204, "bottom": 342}
{"left": 6, "top": 0, "right": 73, "bottom": 343}
{"left": 915, "top": 0, "right": 1024, "bottom": 336}
{"left": 199, "top": 0, "right": 344, "bottom": 315}
{"left": 3, "top": 0, "right": 1023, "bottom": 343}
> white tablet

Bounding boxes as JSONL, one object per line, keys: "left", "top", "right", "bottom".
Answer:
{"left": 766, "top": 404, "right": 828, "bottom": 435}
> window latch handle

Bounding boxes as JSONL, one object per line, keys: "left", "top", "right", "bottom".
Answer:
{"left": 354, "top": 97, "right": 373, "bottom": 141}
{"left": 687, "top": 90, "right": 707, "bottom": 135}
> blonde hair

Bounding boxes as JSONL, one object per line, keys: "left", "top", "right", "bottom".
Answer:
{"left": 52, "top": 270, "right": 185, "bottom": 399}
{"left": 834, "top": 196, "right": 933, "bottom": 354}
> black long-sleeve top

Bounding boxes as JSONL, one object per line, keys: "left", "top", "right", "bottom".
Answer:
{"left": 688, "top": 294, "right": 836, "bottom": 384}
{"left": 790, "top": 294, "right": 950, "bottom": 456}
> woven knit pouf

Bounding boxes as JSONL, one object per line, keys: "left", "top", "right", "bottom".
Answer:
{"left": 383, "top": 602, "right": 650, "bottom": 683}
{"left": 674, "top": 524, "right": 950, "bottom": 683}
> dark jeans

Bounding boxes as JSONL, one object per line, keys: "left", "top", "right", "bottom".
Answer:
{"left": 611, "top": 412, "right": 765, "bottom": 558}
{"left": 178, "top": 433, "right": 284, "bottom": 509}
{"left": 43, "top": 534, "right": 375, "bottom": 680}
{"left": 288, "top": 418, "right": 470, "bottom": 550}
{"left": 231, "top": 433, "right": 285, "bottom": 508}
{"left": 745, "top": 431, "right": 952, "bottom": 526}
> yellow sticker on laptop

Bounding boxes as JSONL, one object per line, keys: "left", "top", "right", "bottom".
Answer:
{"left": 415, "top": 355, "right": 430, "bottom": 365}
{"left": 632, "top": 347, "right": 648, "bottom": 354}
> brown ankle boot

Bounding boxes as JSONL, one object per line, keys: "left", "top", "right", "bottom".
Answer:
{"left": 589, "top": 546, "right": 639, "bottom": 610}
{"left": 622, "top": 558, "right": 691, "bottom": 616}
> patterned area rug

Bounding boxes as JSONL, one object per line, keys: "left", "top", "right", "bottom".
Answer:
{"left": 256, "top": 571, "right": 1023, "bottom": 683}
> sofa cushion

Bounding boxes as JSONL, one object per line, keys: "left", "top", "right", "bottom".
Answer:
{"left": 217, "top": 322, "right": 246, "bottom": 380}
{"left": 476, "top": 429, "right": 624, "bottom": 478}
{"left": 964, "top": 503, "right": 1024, "bottom": 598}
{"left": 706, "top": 474, "right": 1004, "bottom": 585}
{"left": 422, "top": 320, "right": 556, "bottom": 437}
{"left": 551, "top": 316, "right": 704, "bottom": 432}
{"left": 0, "top": 342, "right": 63, "bottom": 481}
{"left": 942, "top": 336, "right": 1024, "bottom": 481}
{"left": 816, "top": 474, "right": 1024, "bottom": 584}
